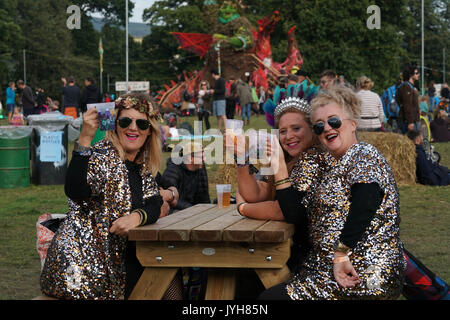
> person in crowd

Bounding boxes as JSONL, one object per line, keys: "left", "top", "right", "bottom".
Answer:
{"left": 160, "top": 141, "right": 210, "bottom": 211}
{"left": 440, "top": 82, "right": 449, "bottom": 100}
{"left": 10, "top": 106, "right": 24, "bottom": 126}
{"left": 397, "top": 65, "right": 420, "bottom": 134}
{"left": 62, "top": 77, "right": 81, "bottom": 118}
{"left": 36, "top": 87, "right": 47, "bottom": 114}
{"left": 319, "top": 70, "right": 337, "bottom": 91}
{"left": 430, "top": 109, "right": 450, "bottom": 143}
{"left": 6, "top": 82, "right": 16, "bottom": 123}
{"left": 356, "top": 76, "right": 384, "bottom": 132}
{"left": 227, "top": 97, "right": 327, "bottom": 272}
{"left": 249, "top": 79, "right": 260, "bottom": 116}
{"left": 407, "top": 130, "right": 449, "bottom": 186}
{"left": 17, "top": 79, "right": 37, "bottom": 118}
{"left": 235, "top": 77, "right": 253, "bottom": 126}
{"left": 40, "top": 93, "right": 181, "bottom": 300}
{"left": 419, "top": 95, "right": 430, "bottom": 119}
{"left": 258, "top": 85, "right": 266, "bottom": 115}
{"left": 80, "top": 77, "right": 102, "bottom": 114}
{"left": 210, "top": 69, "right": 227, "bottom": 132}
{"left": 197, "top": 80, "right": 212, "bottom": 130}
{"left": 260, "top": 86, "right": 405, "bottom": 300}
{"left": 225, "top": 77, "right": 237, "bottom": 119}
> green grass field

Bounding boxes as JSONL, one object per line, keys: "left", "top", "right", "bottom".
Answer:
{"left": 0, "top": 114, "right": 449, "bottom": 300}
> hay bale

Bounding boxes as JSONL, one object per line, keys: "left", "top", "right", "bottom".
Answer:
{"left": 357, "top": 132, "right": 416, "bottom": 186}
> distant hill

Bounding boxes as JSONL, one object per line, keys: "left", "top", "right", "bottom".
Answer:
{"left": 91, "top": 17, "right": 151, "bottom": 38}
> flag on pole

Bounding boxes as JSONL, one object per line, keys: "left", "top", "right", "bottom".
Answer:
{"left": 99, "top": 38, "right": 104, "bottom": 73}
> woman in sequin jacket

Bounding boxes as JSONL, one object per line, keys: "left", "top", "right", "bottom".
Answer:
{"left": 40, "top": 93, "right": 178, "bottom": 300}
{"left": 227, "top": 97, "right": 329, "bottom": 271}
{"left": 261, "top": 86, "right": 406, "bottom": 300}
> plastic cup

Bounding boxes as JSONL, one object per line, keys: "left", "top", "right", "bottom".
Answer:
{"left": 216, "top": 184, "right": 231, "bottom": 208}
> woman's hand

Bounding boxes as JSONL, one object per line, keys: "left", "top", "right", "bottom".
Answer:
{"left": 224, "top": 130, "right": 246, "bottom": 160}
{"left": 109, "top": 212, "right": 141, "bottom": 237}
{"left": 78, "top": 107, "right": 99, "bottom": 147}
{"left": 266, "top": 135, "right": 287, "bottom": 181}
{"left": 160, "top": 201, "right": 170, "bottom": 218}
{"left": 333, "top": 253, "right": 361, "bottom": 288}
{"left": 160, "top": 187, "right": 178, "bottom": 207}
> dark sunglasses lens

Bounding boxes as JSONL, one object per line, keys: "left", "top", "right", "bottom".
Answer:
{"left": 328, "top": 117, "right": 342, "bottom": 129}
{"left": 313, "top": 123, "right": 325, "bottom": 135}
{"left": 136, "top": 119, "right": 150, "bottom": 130}
{"left": 118, "top": 117, "right": 132, "bottom": 128}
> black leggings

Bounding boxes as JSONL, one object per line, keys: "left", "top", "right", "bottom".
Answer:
{"left": 258, "top": 283, "right": 292, "bottom": 300}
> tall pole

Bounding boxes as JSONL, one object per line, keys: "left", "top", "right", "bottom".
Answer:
{"left": 444, "top": 48, "right": 446, "bottom": 83}
{"left": 23, "top": 49, "right": 26, "bottom": 84}
{"left": 421, "top": 0, "right": 424, "bottom": 94}
{"left": 125, "top": 0, "right": 129, "bottom": 93}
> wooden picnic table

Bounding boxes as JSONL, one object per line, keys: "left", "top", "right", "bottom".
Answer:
{"left": 128, "top": 203, "right": 295, "bottom": 300}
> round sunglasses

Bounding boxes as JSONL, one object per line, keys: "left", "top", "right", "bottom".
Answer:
{"left": 117, "top": 117, "right": 151, "bottom": 131}
{"left": 312, "top": 117, "right": 350, "bottom": 135}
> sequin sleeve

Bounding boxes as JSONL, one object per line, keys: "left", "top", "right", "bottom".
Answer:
{"left": 86, "top": 148, "right": 109, "bottom": 197}
{"left": 345, "top": 143, "right": 384, "bottom": 187}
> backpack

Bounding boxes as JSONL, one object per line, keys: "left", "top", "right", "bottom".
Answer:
{"left": 382, "top": 82, "right": 415, "bottom": 119}
{"left": 402, "top": 248, "right": 450, "bottom": 300}
{"left": 381, "top": 85, "right": 400, "bottom": 119}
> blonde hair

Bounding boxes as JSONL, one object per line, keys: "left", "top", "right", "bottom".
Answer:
{"left": 105, "top": 93, "right": 161, "bottom": 176}
{"left": 311, "top": 86, "right": 361, "bottom": 121}
{"left": 357, "top": 76, "right": 374, "bottom": 90}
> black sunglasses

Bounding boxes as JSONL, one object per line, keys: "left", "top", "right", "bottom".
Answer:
{"left": 117, "top": 117, "right": 150, "bottom": 130}
{"left": 312, "top": 117, "right": 346, "bottom": 135}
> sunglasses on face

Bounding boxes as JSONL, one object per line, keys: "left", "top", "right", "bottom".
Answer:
{"left": 312, "top": 117, "right": 347, "bottom": 135}
{"left": 117, "top": 117, "right": 150, "bottom": 130}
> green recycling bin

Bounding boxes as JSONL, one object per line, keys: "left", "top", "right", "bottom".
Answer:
{"left": 0, "top": 126, "right": 33, "bottom": 188}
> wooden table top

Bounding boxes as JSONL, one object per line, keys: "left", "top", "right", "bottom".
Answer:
{"left": 129, "top": 203, "right": 294, "bottom": 243}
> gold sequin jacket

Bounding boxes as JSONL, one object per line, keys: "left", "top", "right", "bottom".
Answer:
{"left": 287, "top": 142, "right": 406, "bottom": 300}
{"left": 40, "top": 139, "right": 160, "bottom": 299}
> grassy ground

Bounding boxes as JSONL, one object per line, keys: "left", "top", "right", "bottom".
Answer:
{"left": 0, "top": 114, "right": 449, "bottom": 300}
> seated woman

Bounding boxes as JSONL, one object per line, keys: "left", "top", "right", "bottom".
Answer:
{"left": 260, "top": 86, "right": 406, "bottom": 300}
{"left": 226, "top": 97, "right": 330, "bottom": 271}
{"left": 40, "top": 93, "right": 179, "bottom": 300}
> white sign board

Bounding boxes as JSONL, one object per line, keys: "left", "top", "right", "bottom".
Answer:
{"left": 115, "top": 81, "right": 150, "bottom": 92}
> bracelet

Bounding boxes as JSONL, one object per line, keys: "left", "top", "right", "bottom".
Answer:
{"left": 236, "top": 202, "right": 247, "bottom": 216}
{"left": 333, "top": 255, "right": 350, "bottom": 264}
{"left": 73, "top": 141, "right": 92, "bottom": 157}
{"left": 167, "top": 188, "right": 176, "bottom": 202}
{"left": 133, "top": 209, "right": 148, "bottom": 226}
{"left": 274, "top": 178, "right": 290, "bottom": 186}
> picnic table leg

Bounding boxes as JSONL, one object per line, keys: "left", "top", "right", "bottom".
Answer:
{"left": 205, "top": 268, "right": 236, "bottom": 300}
{"left": 254, "top": 265, "right": 291, "bottom": 289}
{"left": 129, "top": 267, "right": 179, "bottom": 300}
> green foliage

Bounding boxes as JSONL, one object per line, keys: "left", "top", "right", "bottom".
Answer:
{"left": 0, "top": 0, "right": 23, "bottom": 87}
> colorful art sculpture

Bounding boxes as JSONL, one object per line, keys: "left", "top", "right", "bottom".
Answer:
{"left": 157, "top": 0, "right": 305, "bottom": 112}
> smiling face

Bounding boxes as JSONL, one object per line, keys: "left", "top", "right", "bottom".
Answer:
{"left": 311, "top": 102, "right": 357, "bottom": 159}
{"left": 278, "top": 111, "right": 314, "bottom": 158}
{"left": 116, "top": 108, "right": 151, "bottom": 161}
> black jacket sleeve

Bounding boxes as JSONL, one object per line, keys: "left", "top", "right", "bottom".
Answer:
{"left": 339, "top": 182, "right": 383, "bottom": 248}
{"left": 275, "top": 186, "right": 308, "bottom": 225}
{"left": 142, "top": 195, "right": 163, "bottom": 225}
{"left": 65, "top": 152, "right": 92, "bottom": 200}
{"left": 160, "top": 162, "right": 181, "bottom": 190}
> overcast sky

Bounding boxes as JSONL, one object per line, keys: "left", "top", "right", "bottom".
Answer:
{"left": 130, "top": 0, "right": 155, "bottom": 23}
{"left": 90, "top": 0, "right": 155, "bottom": 23}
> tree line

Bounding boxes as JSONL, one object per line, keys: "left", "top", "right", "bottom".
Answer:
{"left": 1, "top": 0, "right": 449, "bottom": 103}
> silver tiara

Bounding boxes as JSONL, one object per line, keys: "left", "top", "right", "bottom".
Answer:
{"left": 274, "top": 97, "right": 311, "bottom": 118}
